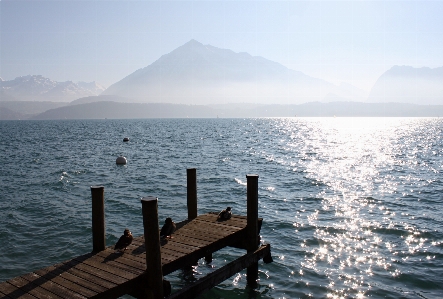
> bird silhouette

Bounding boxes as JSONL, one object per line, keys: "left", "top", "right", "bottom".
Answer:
{"left": 160, "top": 218, "right": 176, "bottom": 239}
{"left": 218, "top": 207, "right": 232, "bottom": 220}
{"left": 114, "top": 228, "right": 133, "bottom": 251}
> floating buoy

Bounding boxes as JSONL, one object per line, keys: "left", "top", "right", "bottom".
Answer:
{"left": 116, "top": 156, "right": 127, "bottom": 165}
{"left": 123, "top": 137, "right": 129, "bottom": 142}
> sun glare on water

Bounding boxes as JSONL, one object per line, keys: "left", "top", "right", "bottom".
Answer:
{"left": 267, "top": 117, "right": 442, "bottom": 298}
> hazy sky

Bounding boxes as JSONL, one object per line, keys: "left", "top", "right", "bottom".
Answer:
{"left": 1, "top": 0, "right": 442, "bottom": 91}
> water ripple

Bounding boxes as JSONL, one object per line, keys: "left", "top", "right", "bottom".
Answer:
{"left": 1, "top": 118, "right": 442, "bottom": 298}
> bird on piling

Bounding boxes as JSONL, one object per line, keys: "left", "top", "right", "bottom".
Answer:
{"left": 160, "top": 218, "right": 176, "bottom": 239}
{"left": 114, "top": 228, "right": 133, "bottom": 252}
{"left": 218, "top": 207, "right": 232, "bottom": 220}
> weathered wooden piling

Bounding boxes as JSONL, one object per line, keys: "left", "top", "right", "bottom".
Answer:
{"left": 187, "top": 168, "right": 198, "bottom": 220}
{"left": 91, "top": 186, "right": 106, "bottom": 253}
{"left": 246, "top": 174, "right": 259, "bottom": 286}
{"left": 141, "top": 196, "right": 164, "bottom": 299}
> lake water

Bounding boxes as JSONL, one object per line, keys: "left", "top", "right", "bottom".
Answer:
{"left": 1, "top": 118, "right": 442, "bottom": 299}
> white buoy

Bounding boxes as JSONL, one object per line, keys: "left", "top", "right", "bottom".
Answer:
{"left": 123, "top": 137, "right": 129, "bottom": 142}
{"left": 116, "top": 156, "right": 127, "bottom": 165}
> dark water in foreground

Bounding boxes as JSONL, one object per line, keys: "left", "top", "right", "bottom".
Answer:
{"left": 1, "top": 118, "right": 442, "bottom": 299}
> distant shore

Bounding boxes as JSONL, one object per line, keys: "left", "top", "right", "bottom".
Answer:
{"left": 1, "top": 101, "right": 443, "bottom": 120}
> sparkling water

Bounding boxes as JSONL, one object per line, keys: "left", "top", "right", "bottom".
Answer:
{"left": 1, "top": 118, "right": 442, "bottom": 298}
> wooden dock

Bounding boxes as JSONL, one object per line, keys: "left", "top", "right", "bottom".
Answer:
{"left": 0, "top": 170, "right": 272, "bottom": 299}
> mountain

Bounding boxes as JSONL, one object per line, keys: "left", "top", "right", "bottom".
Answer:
{"left": 0, "top": 101, "right": 68, "bottom": 119}
{"left": 69, "top": 95, "right": 134, "bottom": 105}
{"left": 102, "top": 40, "right": 367, "bottom": 104}
{"left": 0, "top": 75, "right": 106, "bottom": 102}
{"left": 28, "top": 101, "right": 443, "bottom": 120}
{"left": 31, "top": 101, "right": 218, "bottom": 120}
{"left": 0, "top": 107, "right": 27, "bottom": 120}
{"left": 367, "top": 66, "right": 443, "bottom": 104}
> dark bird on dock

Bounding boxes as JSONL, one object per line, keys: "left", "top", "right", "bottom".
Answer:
{"left": 160, "top": 217, "right": 176, "bottom": 239}
{"left": 114, "top": 228, "right": 133, "bottom": 251}
{"left": 218, "top": 207, "right": 232, "bottom": 220}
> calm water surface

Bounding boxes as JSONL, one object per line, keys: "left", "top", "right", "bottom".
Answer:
{"left": 1, "top": 118, "right": 442, "bottom": 299}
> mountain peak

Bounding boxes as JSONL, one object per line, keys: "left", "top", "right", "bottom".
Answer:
{"left": 183, "top": 39, "right": 204, "bottom": 47}
{"left": 102, "top": 41, "right": 368, "bottom": 104}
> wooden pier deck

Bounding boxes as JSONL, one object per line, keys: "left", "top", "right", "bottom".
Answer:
{"left": 0, "top": 213, "right": 267, "bottom": 299}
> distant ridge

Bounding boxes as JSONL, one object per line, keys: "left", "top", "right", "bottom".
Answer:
{"left": 368, "top": 66, "right": 443, "bottom": 105}
{"left": 0, "top": 101, "right": 68, "bottom": 119}
{"left": 26, "top": 101, "right": 443, "bottom": 120}
{"left": 69, "top": 95, "right": 133, "bottom": 105}
{"left": 0, "top": 107, "right": 26, "bottom": 120}
{"left": 32, "top": 101, "right": 217, "bottom": 120}
{"left": 102, "top": 40, "right": 367, "bottom": 104}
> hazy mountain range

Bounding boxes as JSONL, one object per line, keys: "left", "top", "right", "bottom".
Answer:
{"left": 28, "top": 101, "right": 443, "bottom": 120}
{"left": 367, "top": 65, "right": 443, "bottom": 105}
{"left": 0, "top": 75, "right": 105, "bottom": 102}
{"left": 1, "top": 40, "right": 442, "bottom": 120}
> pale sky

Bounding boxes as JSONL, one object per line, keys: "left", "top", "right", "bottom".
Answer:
{"left": 1, "top": 0, "right": 442, "bottom": 92}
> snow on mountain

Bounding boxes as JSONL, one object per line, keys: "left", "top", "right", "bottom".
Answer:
{"left": 0, "top": 75, "right": 106, "bottom": 102}
{"left": 77, "top": 81, "right": 107, "bottom": 95}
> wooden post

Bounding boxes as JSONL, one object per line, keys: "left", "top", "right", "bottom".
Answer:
{"left": 141, "top": 197, "right": 164, "bottom": 299}
{"left": 204, "top": 254, "right": 213, "bottom": 264}
{"left": 91, "top": 186, "right": 105, "bottom": 253}
{"left": 187, "top": 168, "right": 197, "bottom": 220}
{"left": 246, "top": 174, "right": 259, "bottom": 286}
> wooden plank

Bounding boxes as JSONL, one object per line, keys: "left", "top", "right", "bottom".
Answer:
{"left": 20, "top": 272, "right": 86, "bottom": 299}
{"left": 94, "top": 251, "right": 145, "bottom": 273}
{"left": 58, "top": 262, "right": 135, "bottom": 299}
{"left": 56, "top": 262, "right": 117, "bottom": 291}
{"left": 190, "top": 219, "right": 243, "bottom": 232}
{"left": 68, "top": 261, "right": 128, "bottom": 286}
{"left": 196, "top": 214, "right": 248, "bottom": 228}
{"left": 173, "top": 232, "right": 219, "bottom": 244}
{"left": 192, "top": 214, "right": 247, "bottom": 226}
{"left": 38, "top": 263, "right": 108, "bottom": 295}
{"left": 123, "top": 248, "right": 176, "bottom": 265}
{"left": 162, "top": 242, "right": 199, "bottom": 255}
{"left": 0, "top": 282, "right": 37, "bottom": 299}
{"left": 167, "top": 233, "right": 213, "bottom": 247}
{"left": 195, "top": 221, "right": 248, "bottom": 231}
{"left": 179, "top": 222, "right": 239, "bottom": 236}
{"left": 174, "top": 229, "right": 224, "bottom": 243}
{"left": 72, "top": 257, "right": 138, "bottom": 282}
{"left": 90, "top": 252, "right": 144, "bottom": 276}
{"left": 188, "top": 217, "right": 244, "bottom": 229}
{"left": 166, "top": 244, "right": 271, "bottom": 299}
{"left": 168, "top": 234, "right": 213, "bottom": 248}
{"left": 7, "top": 276, "right": 62, "bottom": 299}
{"left": 32, "top": 268, "right": 97, "bottom": 298}
{"left": 176, "top": 226, "right": 237, "bottom": 241}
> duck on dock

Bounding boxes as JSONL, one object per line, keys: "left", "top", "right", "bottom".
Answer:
{"left": 160, "top": 217, "right": 176, "bottom": 239}
{"left": 114, "top": 228, "right": 133, "bottom": 251}
{"left": 218, "top": 207, "right": 232, "bottom": 220}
